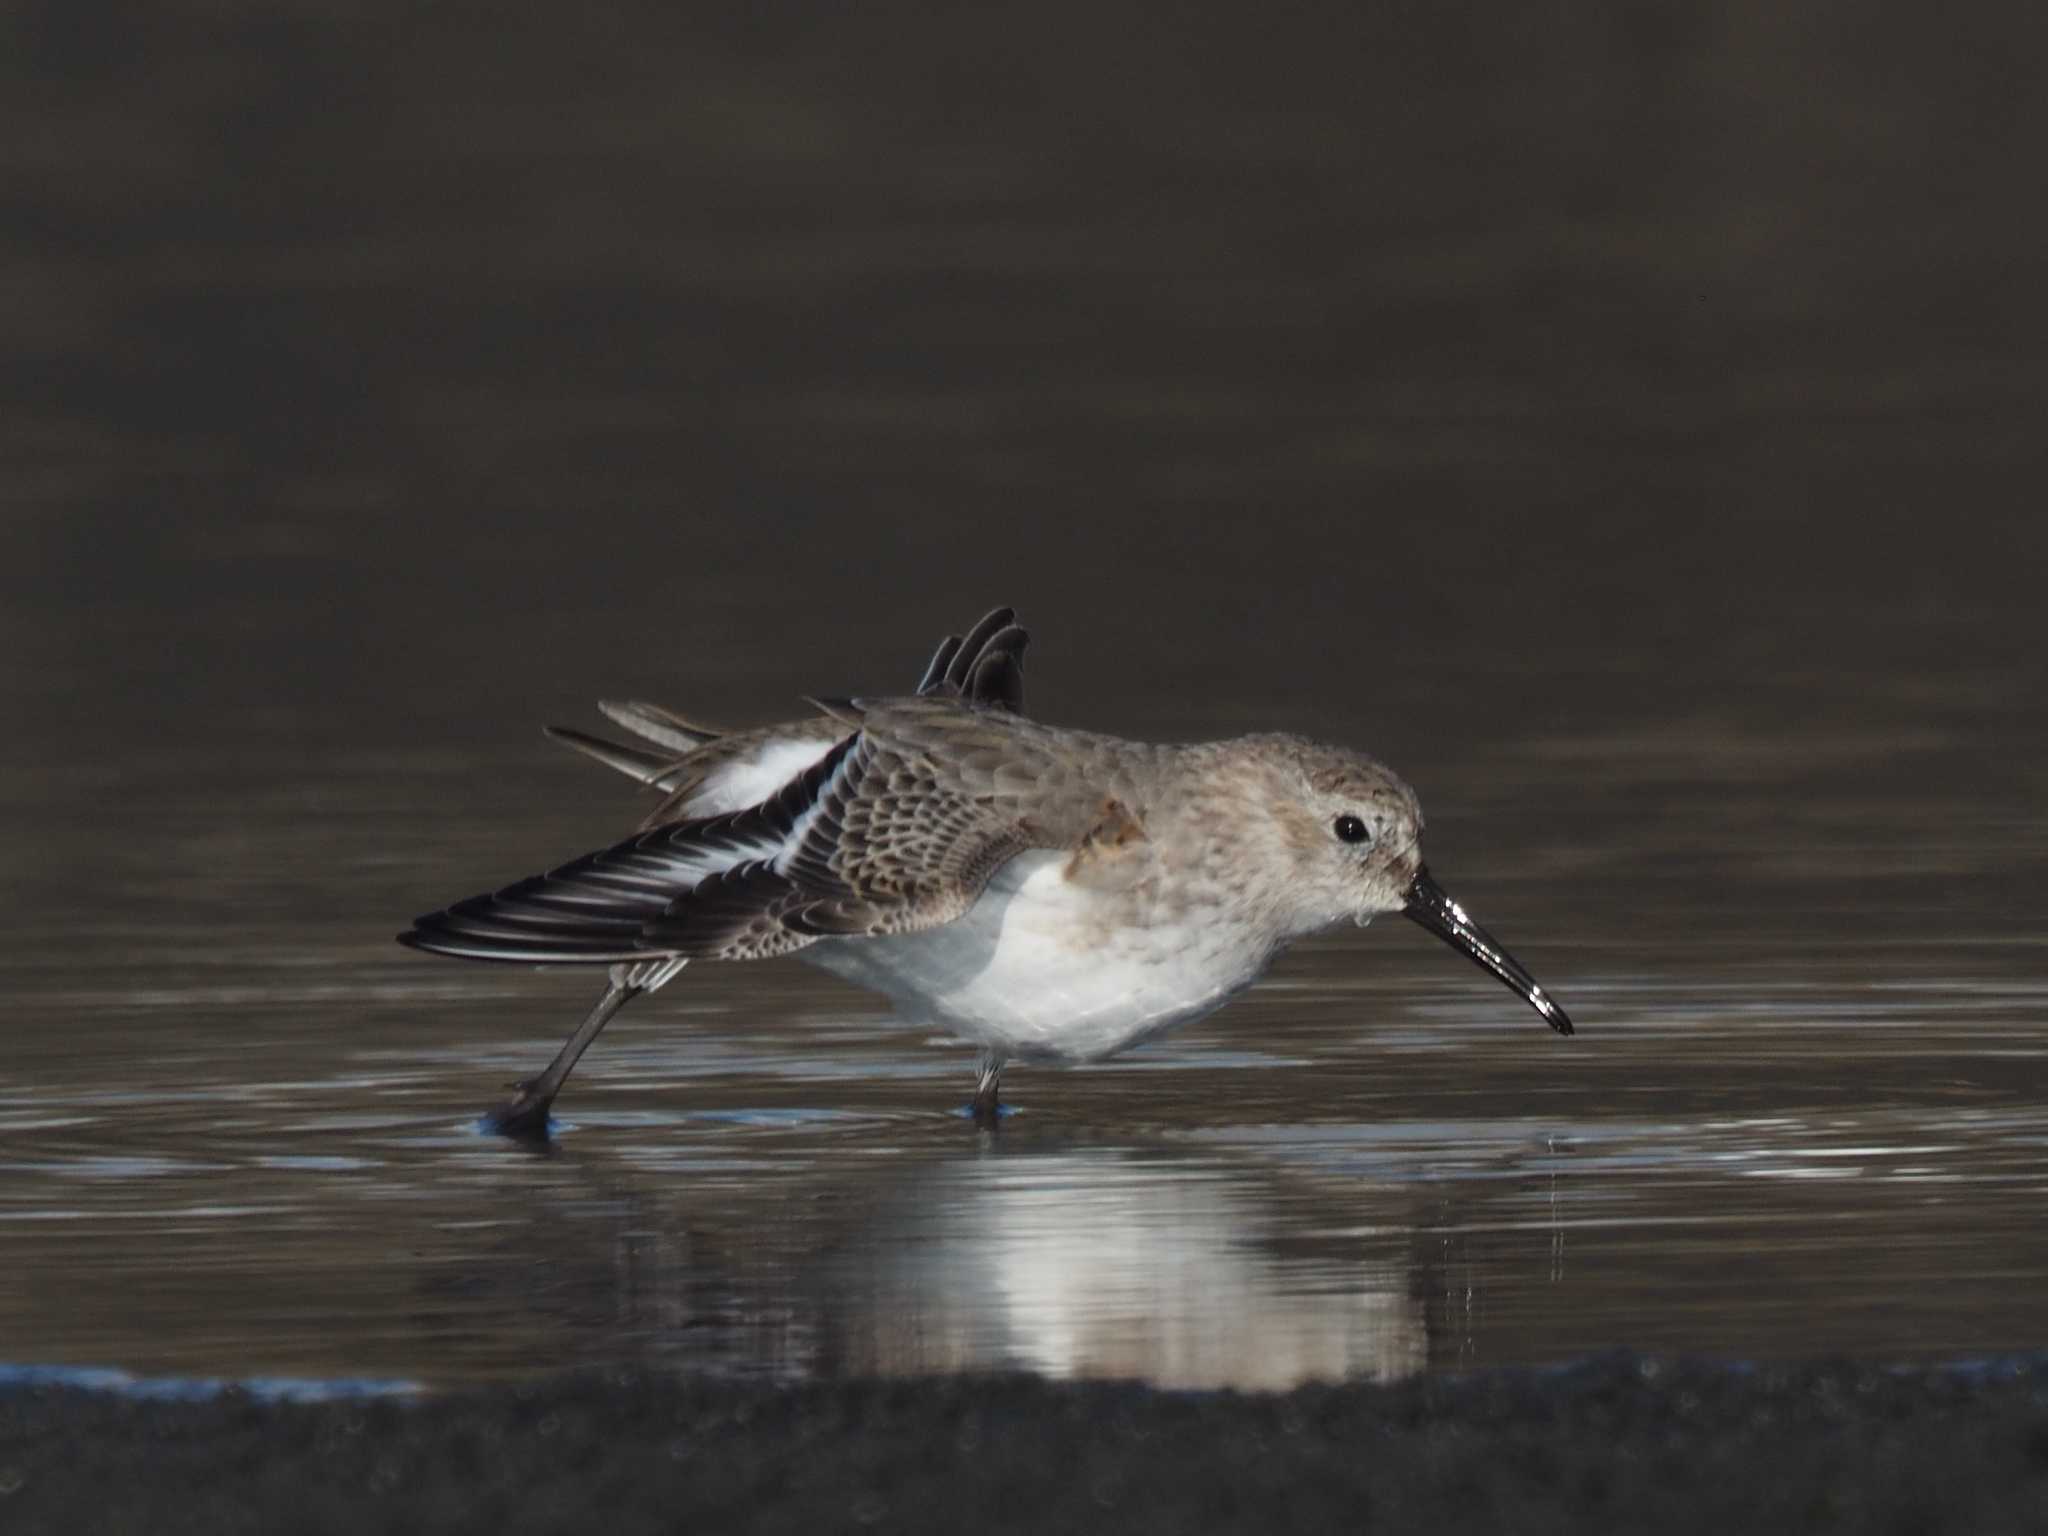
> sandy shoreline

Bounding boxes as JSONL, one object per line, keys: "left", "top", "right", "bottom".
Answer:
{"left": 6, "top": 1354, "right": 2046, "bottom": 1533}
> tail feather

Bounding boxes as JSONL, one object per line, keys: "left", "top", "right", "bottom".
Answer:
{"left": 544, "top": 725, "right": 675, "bottom": 785}
{"left": 598, "top": 700, "right": 726, "bottom": 752}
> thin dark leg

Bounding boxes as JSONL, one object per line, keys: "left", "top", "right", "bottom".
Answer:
{"left": 970, "top": 1055, "right": 1003, "bottom": 1127}
{"left": 483, "top": 976, "right": 642, "bottom": 1139}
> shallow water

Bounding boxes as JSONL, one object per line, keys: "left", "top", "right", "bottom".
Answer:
{"left": 4, "top": 2, "right": 2046, "bottom": 1392}
{"left": 5, "top": 693, "right": 2044, "bottom": 1391}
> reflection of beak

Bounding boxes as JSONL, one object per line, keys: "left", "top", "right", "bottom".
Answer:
{"left": 1402, "top": 866, "right": 1573, "bottom": 1036}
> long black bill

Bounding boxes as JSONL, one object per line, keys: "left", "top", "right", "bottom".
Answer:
{"left": 1402, "top": 866, "right": 1573, "bottom": 1036}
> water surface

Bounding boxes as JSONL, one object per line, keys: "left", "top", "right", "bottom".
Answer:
{"left": 5, "top": 696, "right": 2043, "bottom": 1390}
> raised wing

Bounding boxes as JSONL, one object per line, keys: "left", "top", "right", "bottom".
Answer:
{"left": 399, "top": 697, "right": 1122, "bottom": 966}
{"left": 910, "top": 605, "right": 1029, "bottom": 713}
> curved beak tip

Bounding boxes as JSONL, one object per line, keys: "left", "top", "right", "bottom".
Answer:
{"left": 1402, "top": 866, "right": 1574, "bottom": 1037}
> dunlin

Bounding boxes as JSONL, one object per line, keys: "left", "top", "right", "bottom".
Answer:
{"left": 400, "top": 608, "right": 1571, "bottom": 1136}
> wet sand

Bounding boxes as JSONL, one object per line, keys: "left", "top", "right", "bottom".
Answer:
{"left": 7, "top": 1356, "right": 2048, "bottom": 1534}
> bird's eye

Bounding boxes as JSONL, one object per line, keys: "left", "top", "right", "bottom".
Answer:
{"left": 1333, "top": 814, "right": 1371, "bottom": 845}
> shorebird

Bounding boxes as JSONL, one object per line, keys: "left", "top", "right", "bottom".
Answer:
{"left": 400, "top": 608, "right": 1571, "bottom": 1137}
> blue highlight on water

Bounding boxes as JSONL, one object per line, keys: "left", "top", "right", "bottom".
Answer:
{"left": 0, "top": 1362, "right": 423, "bottom": 1403}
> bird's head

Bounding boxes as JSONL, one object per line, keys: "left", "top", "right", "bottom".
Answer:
{"left": 1255, "top": 738, "right": 1573, "bottom": 1036}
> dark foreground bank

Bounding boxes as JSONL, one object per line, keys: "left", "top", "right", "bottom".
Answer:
{"left": 5, "top": 1355, "right": 2047, "bottom": 1534}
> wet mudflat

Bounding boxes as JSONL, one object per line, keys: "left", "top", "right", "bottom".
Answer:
{"left": 9, "top": 1356, "right": 2048, "bottom": 1535}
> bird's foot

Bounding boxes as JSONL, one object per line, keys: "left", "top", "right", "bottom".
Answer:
{"left": 965, "top": 1087, "right": 1011, "bottom": 1127}
{"left": 965, "top": 1057, "right": 1007, "bottom": 1127}
{"left": 480, "top": 1079, "right": 556, "bottom": 1141}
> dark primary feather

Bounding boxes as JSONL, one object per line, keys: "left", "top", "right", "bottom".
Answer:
{"left": 942, "top": 608, "right": 1025, "bottom": 705}
{"left": 947, "top": 608, "right": 1014, "bottom": 684}
{"left": 965, "top": 624, "right": 1028, "bottom": 713}
{"left": 914, "top": 633, "right": 963, "bottom": 695}
{"left": 913, "top": 607, "right": 1029, "bottom": 713}
{"left": 398, "top": 735, "right": 859, "bottom": 965}
{"left": 913, "top": 608, "right": 1031, "bottom": 707}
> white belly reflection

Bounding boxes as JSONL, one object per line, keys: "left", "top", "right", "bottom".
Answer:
{"left": 817, "top": 1148, "right": 1425, "bottom": 1390}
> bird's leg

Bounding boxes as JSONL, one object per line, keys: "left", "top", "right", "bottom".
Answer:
{"left": 483, "top": 966, "right": 647, "bottom": 1139}
{"left": 969, "top": 1055, "right": 1004, "bottom": 1127}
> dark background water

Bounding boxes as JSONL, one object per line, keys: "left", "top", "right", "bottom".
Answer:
{"left": 2, "top": 1, "right": 2043, "bottom": 1389}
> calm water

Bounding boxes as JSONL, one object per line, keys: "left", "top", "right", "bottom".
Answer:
{"left": 4, "top": 2, "right": 2045, "bottom": 1391}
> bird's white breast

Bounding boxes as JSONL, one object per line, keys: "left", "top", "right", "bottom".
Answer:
{"left": 802, "top": 851, "right": 1276, "bottom": 1063}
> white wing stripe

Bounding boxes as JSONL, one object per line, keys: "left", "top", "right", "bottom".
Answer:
{"left": 774, "top": 736, "right": 863, "bottom": 879}
{"left": 691, "top": 736, "right": 842, "bottom": 819}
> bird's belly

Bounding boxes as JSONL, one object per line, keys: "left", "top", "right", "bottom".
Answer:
{"left": 801, "top": 853, "right": 1267, "bottom": 1063}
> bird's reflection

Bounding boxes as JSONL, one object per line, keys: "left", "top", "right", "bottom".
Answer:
{"left": 807, "top": 1142, "right": 1425, "bottom": 1388}
{"left": 432, "top": 1125, "right": 1550, "bottom": 1390}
